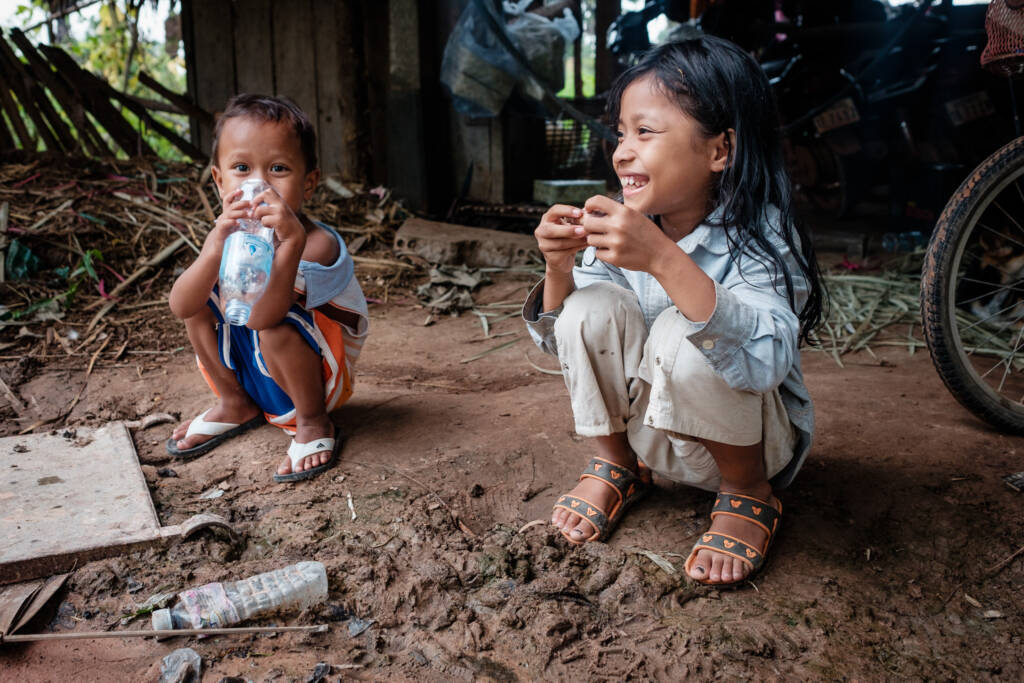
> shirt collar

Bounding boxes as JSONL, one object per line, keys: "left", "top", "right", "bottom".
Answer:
{"left": 677, "top": 206, "right": 731, "bottom": 255}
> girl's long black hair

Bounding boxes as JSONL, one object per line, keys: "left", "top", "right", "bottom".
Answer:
{"left": 605, "top": 35, "right": 824, "bottom": 346}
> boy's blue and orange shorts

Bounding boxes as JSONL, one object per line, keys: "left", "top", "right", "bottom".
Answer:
{"left": 198, "top": 298, "right": 353, "bottom": 435}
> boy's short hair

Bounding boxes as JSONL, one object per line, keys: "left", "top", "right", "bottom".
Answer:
{"left": 211, "top": 94, "right": 318, "bottom": 172}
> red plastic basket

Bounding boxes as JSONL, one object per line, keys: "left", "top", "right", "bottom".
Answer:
{"left": 981, "top": 0, "right": 1024, "bottom": 76}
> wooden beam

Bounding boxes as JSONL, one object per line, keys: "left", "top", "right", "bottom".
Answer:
{"left": 7, "top": 29, "right": 106, "bottom": 156}
{"left": 138, "top": 70, "right": 214, "bottom": 127}
{"left": 0, "top": 66, "right": 35, "bottom": 149}
{"left": 0, "top": 33, "right": 79, "bottom": 153}
{"left": 0, "top": 36, "right": 63, "bottom": 152}
{"left": 0, "top": 105, "right": 15, "bottom": 151}
{"left": 39, "top": 44, "right": 156, "bottom": 156}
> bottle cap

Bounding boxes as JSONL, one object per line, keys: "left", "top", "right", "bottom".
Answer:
{"left": 151, "top": 608, "right": 173, "bottom": 631}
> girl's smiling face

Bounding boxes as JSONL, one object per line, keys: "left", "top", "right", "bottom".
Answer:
{"left": 612, "top": 74, "right": 729, "bottom": 238}
{"left": 211, "top": 116, "right": 319, "bottom": 210}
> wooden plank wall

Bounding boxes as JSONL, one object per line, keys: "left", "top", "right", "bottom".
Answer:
{"left": 181, "top": 0, "right": 374, "bottom": 183}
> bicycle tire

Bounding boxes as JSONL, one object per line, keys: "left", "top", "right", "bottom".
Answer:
{"left": 921, "top": 135, "right": 1024, "bottom": 433}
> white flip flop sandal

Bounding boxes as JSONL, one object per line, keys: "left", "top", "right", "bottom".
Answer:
{"left": 165, "top": 409, "right": 265, "bottom": 460}
{"left": 273, "top": 428, "right": 341, "bottom": 483}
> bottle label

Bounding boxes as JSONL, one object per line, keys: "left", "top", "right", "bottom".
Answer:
{"left": 178, "top": 582, "right": 241, "bottom": 628}
{"left": 220, "top": 232, "right": 273, "bottom": 278}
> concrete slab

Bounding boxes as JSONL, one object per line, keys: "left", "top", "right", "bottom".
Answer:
{"left": 0, "top": 423, "right": 233, "bottom": 585}
{"left": 394, "top": 217, "right": 539, "bottom": 268}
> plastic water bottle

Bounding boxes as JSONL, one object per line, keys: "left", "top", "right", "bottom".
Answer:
{"left": 150, "top": 561, "right": 328, "bottom": 632}
{"left": 218, "top": 179, "right": 275, "bottom": 325}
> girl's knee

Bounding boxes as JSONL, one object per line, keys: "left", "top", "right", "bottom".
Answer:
{"left": 556, "top": 282, "right": 643, "bottom": 336}
{"left": 646, "top": 312, "right": 716, "bottom": 384}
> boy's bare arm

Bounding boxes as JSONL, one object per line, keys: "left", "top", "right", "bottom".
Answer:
{"left": 169, "top": 189, "right": 248, "bottom": 319}
{"left": 245, "top": 238, "right": 303, "bottom": 329}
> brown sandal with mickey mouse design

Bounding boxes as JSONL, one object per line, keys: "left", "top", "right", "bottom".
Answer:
{"left": 552, "top": 456, "right": 652, "bottom": 545}
{"left": 684, "top": 492, "right": 782, "bottom": 585}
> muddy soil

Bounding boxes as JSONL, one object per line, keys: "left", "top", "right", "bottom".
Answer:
{"left": 1, "top": 272, "right": 1022, "bottom": 681}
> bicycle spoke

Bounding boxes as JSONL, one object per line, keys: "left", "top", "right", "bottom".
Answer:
{"left": 992, "top": 198, "right": 1024, "bottom": 238}
{"left": 954, "top": 278, "right": 1024, "bottom": 307}
{"left": 957, "top": 297, "right": 1024, "bottom": 335}
{"left": 996, "top": 324, "right": 1024, "bottom": 392}
{"left": 977, "top": 220, "right": 1024, "bottom": 252}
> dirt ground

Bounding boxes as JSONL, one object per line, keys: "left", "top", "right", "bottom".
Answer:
{"left": 1, "top": 270, "right": 1023, "bottom": 682}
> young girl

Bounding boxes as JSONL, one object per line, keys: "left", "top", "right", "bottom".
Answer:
{"left": 524, "top": 35, "right": 823, "bottom": 586}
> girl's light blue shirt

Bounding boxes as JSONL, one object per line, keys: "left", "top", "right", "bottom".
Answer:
{"left": 522, "top": 206, "right": 813, "bottom": 489}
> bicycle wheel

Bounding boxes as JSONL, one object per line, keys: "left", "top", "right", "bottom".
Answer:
{"left": 921, "top": 135, "right": 1024, "bottom": 433}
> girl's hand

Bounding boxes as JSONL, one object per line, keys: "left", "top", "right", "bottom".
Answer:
{"left": 581, "top": 195, "right": 674, "bottom": 273}
{"left": 251, "top": 187, "right": 306, "bottom": 250}
{"left": 534, "top": 204, "right": 589, "bottom": 275}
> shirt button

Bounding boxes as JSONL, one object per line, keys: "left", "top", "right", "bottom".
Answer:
{"left": 701, "top": 339, "right": 715, "bottom": 350}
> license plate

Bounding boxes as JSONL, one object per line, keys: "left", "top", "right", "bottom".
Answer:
{"left": 945, "top": 91, "right": 995, "bottom": 127}
{"left": 813, "top": 98, "right": 860, "bottom": 135}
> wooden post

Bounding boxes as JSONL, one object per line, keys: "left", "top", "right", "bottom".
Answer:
{"left": 0, "top": 201, "right": 8, "bottom": 283}
{"left": 573, "top": 3, "right": 583, "bottom": 98}
{"left": 272, "top": 0, "right": 318, "bottom": 123}
{"left": 233, "top": 0, "right": 274, "bottom": 95}
{"left": 182, "top": 0, "right": 235, "bottom": 153}
{"left": 387, "top": 0, "right": 428, "bottom": 209}
{"left": 594, "top": 0, "right": 619, "bottom": 94}
{"left": 312, "top": 0, "right": 366, "bottom": 180}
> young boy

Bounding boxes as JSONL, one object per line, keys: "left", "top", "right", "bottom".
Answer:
{"left": 166, "top": 94, "right": 368, "bottom": 482}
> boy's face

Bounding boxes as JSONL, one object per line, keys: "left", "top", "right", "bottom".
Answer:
{"left": 211, "top": 116, "right": 319, "bottom": 212}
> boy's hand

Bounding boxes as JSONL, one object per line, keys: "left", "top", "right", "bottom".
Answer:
{"left": 535, "top": 204, "right": 589, "bottom": 276}
{"left": 581, "top": 195, "right": 673, "bottom": 273}
{"left": 206, "top": 188, "right": 250, "bottom": 253}
{"left": 251, "top": 187, "right": 306, "bottom": 250}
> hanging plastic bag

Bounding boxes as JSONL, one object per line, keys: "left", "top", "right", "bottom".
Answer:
{"left": 441, "top": 0, "right": 580, "bottom": 117}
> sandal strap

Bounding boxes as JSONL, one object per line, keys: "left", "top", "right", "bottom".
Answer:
{"left": 287, "top": 436, "right": 336, "bottom": 468}
{"left": 553, "top": 494, "right": 608, "bottom": 540}
{"left": 689, "top": 532, "right": 764, "bottom": 572}
{"left": 185, "top": 409, "right": 244, "bottom": 438}
{"left": 710, "top": 492, "right": 781, "bottom": 536}
{"left": 580, "top": 456, "right": 645, "bottom": 500}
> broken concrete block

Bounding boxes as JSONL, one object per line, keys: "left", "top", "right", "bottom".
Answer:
{"left": 394, "top": 218, "right": 538, "bottom": 268}
{"left": 533, "top": 179, "right": 607, "bottom": 206}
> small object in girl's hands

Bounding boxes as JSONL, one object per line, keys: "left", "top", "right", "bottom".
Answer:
{"left": 1004, "top": 471, "right": 1024, "bottom": 492}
